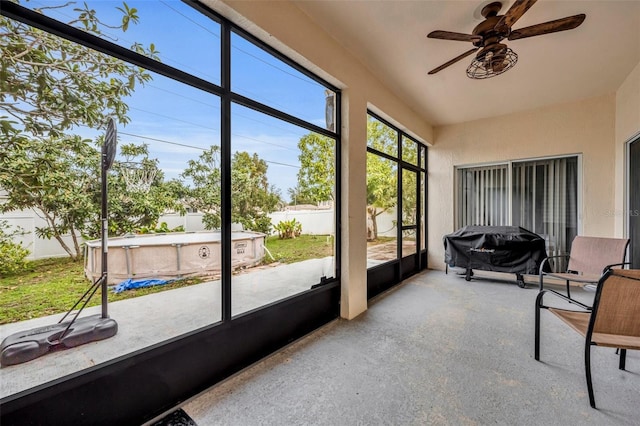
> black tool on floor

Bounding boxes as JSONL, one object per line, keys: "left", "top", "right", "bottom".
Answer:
{"left": 152, "top": 408, "right": 198, "bottom": 426}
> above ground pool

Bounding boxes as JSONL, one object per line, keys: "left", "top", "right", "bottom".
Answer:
{"left": 84, "top": 231, "right": 266, "bottom": 285}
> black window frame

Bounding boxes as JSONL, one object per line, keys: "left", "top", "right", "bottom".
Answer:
{"left": 366, "top": 111, "right": 428, "bottom": 298}
{"left": 0, "top": 1, "right": 342, "bottom": 423}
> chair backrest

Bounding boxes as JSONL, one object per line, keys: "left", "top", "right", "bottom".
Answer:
{"left": 592, "top": 269, "right": 640, "bottom": 338}
{"left": 567, "top": 236, "right": 629, "bottom": 275}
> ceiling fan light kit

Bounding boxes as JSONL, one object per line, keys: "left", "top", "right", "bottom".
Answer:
{"left": 466, "top": 46, "right": 518, "bottom": 79}
{"left": 427, "top": 0, "right": 585, "bottom": 79}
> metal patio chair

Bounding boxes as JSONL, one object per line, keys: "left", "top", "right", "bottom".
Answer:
{"left": 538, "top": 236, "right": 630, "bottom": 305}
{"left": 535, "top": 268, "right": 640, "bottom": 408}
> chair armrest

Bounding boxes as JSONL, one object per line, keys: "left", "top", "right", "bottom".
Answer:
{"left": 540, "top": 254, "right": 570, "bottom": 275}
{"left": 602, "top": 262, "right": 631, "bottom": 274}
{"left": 536, "top": 288, "right": 592, "bottom": 311}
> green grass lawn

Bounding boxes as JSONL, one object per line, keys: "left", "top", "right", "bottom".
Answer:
{"left": 263, "top": 234, "right": 334, "bottom": 264}
{"left": 0, "top": 257, "right": 203, "bottom": 325}
{"left": 0, "top": 234, "right": 335, "bottom": 324}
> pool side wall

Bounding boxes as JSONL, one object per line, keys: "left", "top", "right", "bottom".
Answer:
{"left": 85, "top": 232, "right": 266, "bottom": 285}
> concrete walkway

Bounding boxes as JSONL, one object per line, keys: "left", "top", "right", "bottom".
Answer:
{"left": 180, "top": 270, "right": 639, "bottom": 425}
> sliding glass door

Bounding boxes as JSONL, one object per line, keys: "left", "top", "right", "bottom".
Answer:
{"left": 457, "top": 156, "right": 579, "bottom": 259}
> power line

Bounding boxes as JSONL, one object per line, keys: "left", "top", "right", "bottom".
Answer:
{"left": 264, "top": 160, "right": 300, "bottom": 169}
{"left": 129, "top": 107, "right": 220, "bottom": 132}
{"left": 119, "top": 131, "right": 205, "bottom": 151}
{"left": 159, "top": 1, "right": 220, "bottom": 39}
{"left": 232, "top": 133, "right": 298, "bottom": 152}
{"left": 118, "top": 131, "right": 301, "bottom": 169}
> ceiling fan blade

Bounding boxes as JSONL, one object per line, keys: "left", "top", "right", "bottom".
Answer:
{"left": 428, "top": 48, "right": 478, "bottom": 75}
{"left": 495, "top": 0, "right": 538, "bottom": 31}
{"left": 508, "top": 14, "right": 586, "bottom": 40}
{"left": 428, "top": 30, "right": 482, "bottom": 43}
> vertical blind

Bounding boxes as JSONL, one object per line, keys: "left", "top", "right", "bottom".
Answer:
{"left": 458, "top": 165, "right": 509, "bottom": 227}
{"left": 512, "top": 157, "right": 578, "bottom": 259}
{"left": 458, "top": 156, "right": 578, "bottom": 260}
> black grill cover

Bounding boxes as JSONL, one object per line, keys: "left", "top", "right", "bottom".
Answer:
{"left": 443, "top": 226, "right": 547, "bottom": 275}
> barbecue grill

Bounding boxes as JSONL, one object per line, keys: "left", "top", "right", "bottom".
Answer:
{"left": 443, "top": 225, "right": 548, "bottom": 288}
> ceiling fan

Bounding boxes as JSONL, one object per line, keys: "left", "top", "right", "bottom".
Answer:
{"left": 427, "top": 0, "right": 586, "bottom": 79}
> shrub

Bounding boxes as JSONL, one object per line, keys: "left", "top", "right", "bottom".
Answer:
{"left": 136, "top": 222, "right": 185, "bottom": 234}
{"left": 274, "top": 218, "right": 302, "bottom": 239}
{"left": 0, "top": 221, "right": 31, "bottom": 276}
{"left": 249, "top": 216, "right": 272, "bottom": 235}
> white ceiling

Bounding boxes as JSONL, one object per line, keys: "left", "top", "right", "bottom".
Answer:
{"left": 293, "top": 0, "right": 640, "bottom": 126}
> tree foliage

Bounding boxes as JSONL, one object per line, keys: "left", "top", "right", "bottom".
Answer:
{"left": 231, "top": 151, "right": 281, "bottom": 233}
{"left": 181, "top": 147, "right": 281, "bottom": 234}
{"left": 0, "top": 220, "right": 31, "bottom": 276}
{"left": 0, "top": 1, "right": 159, "bottom": 259}
{"left": 0, "top": 131, "right": 99, "bottom": 258}
{"left": 1, "top": 1, "right": 157, "bottom": 140}
{"left": 105, "top": 143, "right": 184, "bottom": 236}
{"left": 400, "top": 137, "right": 419, "bottom": 227}
{"left": 181, "top": 146, "right": 222, "bottom": 230}
{"left": 366, "top": 119, "right": 399, "bottom": 241}
{"left": 366, "top": 153, "right": 397, "bottom": 241}
{"left": 291, "top": 120, "right": 400, "bottom": 240}
{"left": 293, "top": 133, "right": 335, "bottom": 204}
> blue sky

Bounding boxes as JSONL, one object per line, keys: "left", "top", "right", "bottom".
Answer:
{"left": 25, "top": 0, "right": 333, "bottom": 198}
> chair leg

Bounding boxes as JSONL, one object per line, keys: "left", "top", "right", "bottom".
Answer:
{"left": 619, "top": 349, "right": 627, "bottom": 370}
{"left": 535, "top": 292, "right": 543, "bottom": 361}
{"left": 585, "top": 343, "right": 596, "bottom": 408}
{"left": 566, "top": 280, "right": 571, "bottom": 299}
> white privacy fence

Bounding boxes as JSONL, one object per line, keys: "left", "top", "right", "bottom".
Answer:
{"left": 1, "top": 208, "right": 398, "bottom": 260}
{"left": 1, "top": 212, "right": 78, "bottom": 260}
{"left": 269, "top": 209, "right": 334, "bottom": 235}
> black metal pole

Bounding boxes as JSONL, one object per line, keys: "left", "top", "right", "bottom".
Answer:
{"left": 101, "top": 145, "right": 108, "bottom": 318}
{"left": 221, "top": 20, "right": 232, "bottom": 322}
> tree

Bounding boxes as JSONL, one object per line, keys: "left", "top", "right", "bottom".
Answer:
{"left": 366, "top": 118, "right": 399, "bottom": 241}
{"left": 291, "top": 122, "right": 399, "bottom": 240}
{"left": 0, "top": 131, "right": 99, "bottom": 259}
{"left": 231, "top": 151, "right": 281, "bottom": 233}
{"left": 401, "top": 137, "right": 420, "bottom": 223}
{"left": 181, "top": 146, "right": 222, "bottom": 230}
{"left": 181, "top": 147, "right": 281, "bottom": 234}
{"left": 0, "top": 1, "right": 158, "bottom": 259}
{"left": 292, "top": 133, "right": 335, "bottom": 204}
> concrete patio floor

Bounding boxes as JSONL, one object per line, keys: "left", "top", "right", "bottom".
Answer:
{"left": 178, "top": 270, "right": 639, "bottom": 425}
{"left": 3, "top": 266, "right": 638, "bottom": 425}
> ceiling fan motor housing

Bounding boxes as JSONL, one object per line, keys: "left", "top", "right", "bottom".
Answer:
{"left": 472, "top": 2, "right": 510, "bottom": 47}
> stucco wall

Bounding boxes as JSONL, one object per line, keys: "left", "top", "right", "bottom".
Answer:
{"left": 428, "top": 94, "right": 617, "bottom": 270}
{"left": 615, "top": 61, "right": 640, "bottom": 236}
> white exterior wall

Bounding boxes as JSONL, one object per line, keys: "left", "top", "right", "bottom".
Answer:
{"left": 615, "top": 61, "right": 640, "bottom": 237}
